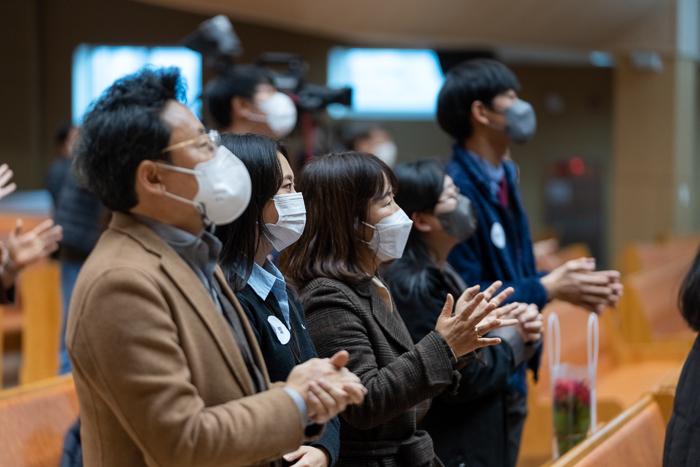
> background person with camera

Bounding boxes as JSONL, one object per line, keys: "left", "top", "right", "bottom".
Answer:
{"left": 203, "top": 64, "right": 298, "bottom": 139}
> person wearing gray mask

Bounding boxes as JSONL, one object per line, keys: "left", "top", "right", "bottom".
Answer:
{"left": 436, "top": 191, "right": 478, "bottom": 242}
{"left": 436, "top": 58, "right": 622, "bottom": 466}
{"left": 382, "top": 158, "right": 543, "bottom": 467}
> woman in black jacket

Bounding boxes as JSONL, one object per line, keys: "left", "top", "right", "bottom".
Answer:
{"left": 663, "top": 245, "right": 700, "bottom": 467}
{"left": 381, "top": 159, "right": 543, "bottom": 467}
{"left": 215, "top": 133, "right": 340, "bottom": 467}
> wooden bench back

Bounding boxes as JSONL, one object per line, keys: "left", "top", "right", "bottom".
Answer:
{"left": 613, "top": 257, "right": 695, "bottom": 343}
{"left": 620, "top": 236, "right": 699, "bottom": 275}
{"left": 18, "top": 260, "right": 63, "bottom": 384}
{"left": 549, "top": 393, "right": 666, "bottom": 467}
{"left": 0, "top": 375, "right": 78, "bottom": 467}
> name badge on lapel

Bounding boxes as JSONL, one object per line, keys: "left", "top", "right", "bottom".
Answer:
{"left": 268, "top": 315, "right": 291, "bottom": 345}
{"left": 491, "top": 222, "right": 506, "bottom": 249}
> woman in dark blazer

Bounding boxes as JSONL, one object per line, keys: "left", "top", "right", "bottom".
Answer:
{"left": 281, "top": 151, "right": 519, "bottom": 467}
{"left": 215, "top": 133, "right": 340, "bottom": 467}
{"left": 382, "top": 159, "right": 543, "bottom": 467}
{"left": 664, "top": 245, "right": 700, "bottom": 467}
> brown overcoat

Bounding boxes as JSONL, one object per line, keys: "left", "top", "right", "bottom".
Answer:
{"left": 66, "top": 213, "right": 316, "bottom": 467}
{"left": 300, "top": 276, "right": 462, "bottom": 467}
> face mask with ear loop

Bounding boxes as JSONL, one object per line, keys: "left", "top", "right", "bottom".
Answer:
{"left": 361, "top": 209, "right": 414, "bottom": 262}
{"left": 436, "top": 194, "right": 478, "bottom": 241}
{"left": 155, "top": 145, "right": 252, "bottom": 226}
{"left": 265, "top": 192, "right": 306, "bottom": 251}
{"left": 372, "top": 141, "right": 398, "bottom": 167}
{"left": 487, "top": 99, "right": 537, "bottom": 144}
{"left": 247, "top": 92, "right": 298, "bottom": 138}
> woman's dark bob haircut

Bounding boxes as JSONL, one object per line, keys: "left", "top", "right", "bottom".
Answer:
{"left": 215, "top": 132, "right": 287, "bottom": 291}
{"left": 281, "top": 151, "right": 397, "bottom": 287}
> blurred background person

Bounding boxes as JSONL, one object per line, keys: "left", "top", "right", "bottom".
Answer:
{"left": 46, "top": 122, "right": 78, "bottom": 209}
{"left": 53, "top": 154, "right": 106, "bottom": 375}
{"left": 203, "top": 64, "right": 297, "bottom": 139}
{"left": 383, "top": 158, "right": 543, "bottom": 467}
{"left": 215, "top": 132, "right": 341, "bottom": 467}
{"left": 339, "top": 124, "right": 397, "bottom": 168}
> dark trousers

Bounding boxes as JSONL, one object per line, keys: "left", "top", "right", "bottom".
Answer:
{"left": 506, "top": 390, "right": 529, "bottom": 467}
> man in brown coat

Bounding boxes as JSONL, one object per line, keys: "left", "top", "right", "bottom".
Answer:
{"left": 65, "top": 67, "right": 365, "bottom": 467}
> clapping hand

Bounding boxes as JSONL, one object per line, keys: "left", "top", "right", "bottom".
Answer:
{"left": 286, "top": 350, "right": 367, "bottom": 425}
{"left": 7, "top": 218, "right": 62, "bottom": 268}
{"left": 509, "top": 303, "right": 543, "bottom": 342}
{"left": 435, "top": 281, "right": 519, "bottom": 357}
{"left": 0, "top": 164, "right": 17, "bottom": 201}
{"left": 541, "top": 258, "right": 623, "bottom": 314}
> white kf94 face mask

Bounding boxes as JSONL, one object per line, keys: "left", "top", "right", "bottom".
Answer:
{"left": 156, "top": 145, "right": 252, "bottom": 225}
{"left": 265, "top": 192, "right": 306, "bottom": 251}
{"left": 248, "top": 92, "right": 298, "bottom": 138}
{"left": 363, "top": 208, "right": 413, "bottom": 262}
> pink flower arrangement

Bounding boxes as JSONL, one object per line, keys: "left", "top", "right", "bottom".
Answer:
{"left": 554, "top": 378, "right": 590, "bottom": 407}
{"left": 553, "top": 377, "right": 592, "bottom": 456}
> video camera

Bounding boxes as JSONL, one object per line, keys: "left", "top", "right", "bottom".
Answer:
{"left": 182, "top": 15, "right": 352, "bottom": 112}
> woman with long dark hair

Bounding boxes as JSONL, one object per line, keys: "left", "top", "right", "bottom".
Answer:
{"left": 382, "top": 159, "right": 543, "bottom": 467}
{"left": 663, "top": 245, "right": 700, "bottom": 467}
{"left": 281, "top": 151, "right": 520, "bottom": 467}
{"left": 215, "top": 133, "right": 340, "bottom": 467}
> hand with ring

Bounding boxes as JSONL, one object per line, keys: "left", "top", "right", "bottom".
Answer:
{"left": 434, "top": 280, "right": 519, "bottom": 358}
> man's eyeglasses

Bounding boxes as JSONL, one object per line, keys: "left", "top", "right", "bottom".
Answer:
{"left": 160, "top": 129, "right": 221, "bottom": 154}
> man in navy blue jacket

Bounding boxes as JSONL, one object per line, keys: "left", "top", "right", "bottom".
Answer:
{"left": 437, "top": 59, "right": 623, "bottom": 466}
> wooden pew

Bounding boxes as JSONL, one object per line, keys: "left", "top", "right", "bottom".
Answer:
{"left": 518, "top": 301, "right": 684, "bottom": 465}
{"left": 539, "top": 362, "right": 681, "bottom": 467}
{"left": 619, "top": 235, "right": 699, "bottom": 276}
{"left": 18, "top": 260, "right": 63, "bottom": 384}
{"left": 611, "top": 256, "right": 696, "bottom": 345}
{"left": 545, "top": 392, "right": 668, "bottom": 467}
{"left": 0, "top": 375, "right": 78, "bottom": 467}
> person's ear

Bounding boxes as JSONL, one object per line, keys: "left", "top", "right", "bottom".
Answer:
{"left": 412, "top": 211, "right": 433, "bottom": 233}
{"left": 471, "top": 100, "right": 491, "bottom": 126}
{"left": 231, "top": 96, "right": 253, "bottom": 120}
{"left": 135, "top": 160, "right": 167, "bottom": 197}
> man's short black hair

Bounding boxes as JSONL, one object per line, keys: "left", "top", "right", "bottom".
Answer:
{"left": 55, "top": 121, "right": 75, "bottom": 146}
{"left": 437, "top": 59, "right": 520, "bottom": 141}
{"left": 203, "top": 65, "right": 271, "bottom": 129}
{"left": 74, "top": 67, "right": 185, "bottom": 213}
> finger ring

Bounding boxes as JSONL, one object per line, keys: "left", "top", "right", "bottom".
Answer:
{"left": 474, "top": 325, "right": 482, "bottom": 339}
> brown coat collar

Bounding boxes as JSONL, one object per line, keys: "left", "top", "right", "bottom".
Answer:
{"left": 109, "top": 212, "right": 270, "bottom": 395}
